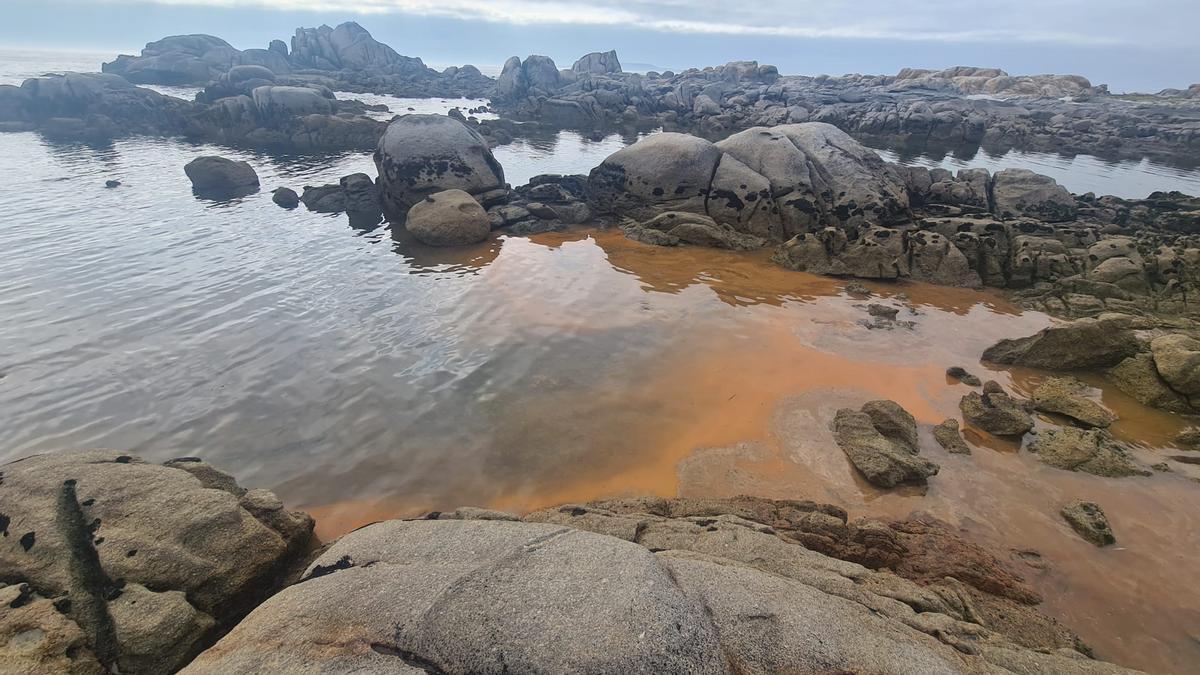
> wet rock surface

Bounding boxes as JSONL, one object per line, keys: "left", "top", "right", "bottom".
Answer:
{"left": 1029, "top": 428, "right": 1151, "bottom": 477}
{"left": 960, "top": 382, "right": 1035, "bottom": 437}
{"left": 0, "top": 450, "right": 313, "bottom": 674}
{"left": 832, "top": 400, "right": 940, "bottom": 487}
{"left": 187, "top": 496, "right": 1134, "bottom": 674}
{"left": 1031, "top": 377, "right": 1118, "bottom": 428}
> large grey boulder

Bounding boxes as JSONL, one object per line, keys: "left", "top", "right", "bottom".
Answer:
{"left": 289, "top": 22, "right": 418, "bottom": 72}
{"left": 184, "top": 156, "right": 260, "bottom": 193}
{"left": 572, "top": 50, "right": 622, "bottom": 75}
{"left": 103, "top": 35, "right": 232, "bottom": 84}
{"left": 373, "top": 114, "right": 506, "bottom": 215}
{"left": 991, "top": 168, "right": 1078, "bottom": 222}
{"left": 832, "top": 401, "right": 939, "bottom": 487}
{"left": 182, "top": 520, "right": 727, "bottom": 674}
{"left": 982, "top": 315, "right": 1140, "bottom": 370}
{"left": 405, "top": 189, "right": 491, "bottom": 246}
{"left": 589, "top": 132, "right": 721, "bottom": 218}
{"left": 0, "top": 450, "right": 312, "bottom": 674}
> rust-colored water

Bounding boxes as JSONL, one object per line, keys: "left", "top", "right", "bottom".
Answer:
{"left": 297, "top": 228, "right": 1200, "bottom": 673}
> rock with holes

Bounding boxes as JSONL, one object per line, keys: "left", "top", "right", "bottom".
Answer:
{"left": 0, "top": 450, "right": 312, "bottom": 674}
{"left": 1150, "top": 333, "right": 1200, "bottom": 397}
{"left": 373, "top": 114, "right": 506, "bottom": 216}
{"left": 623, "top": 211, "right": 765, "bottom": 251}
{"left": 991, "top": 169, "right": 1077, "bottom": 222}
{"left": 1061, "top": 500, "right": 1116, "bottom": 547}
{"left": 588, "top": 132, "right": 722, "bottom": 219}
{"left": 774, "top": 226, "right": 907, "bottom": 279}
{"left": 184, "top": 510, "right": 1135, "bottom": 674}
{"left": 404, "top": 189, "right": 491, "bottom": 246}
{"left": 0, "top": 584, "right": 106, "bottom": 675}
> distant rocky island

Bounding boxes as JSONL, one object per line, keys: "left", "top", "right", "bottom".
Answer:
{"left": 2, "top": 18, "right": 1200, "bottom": 675}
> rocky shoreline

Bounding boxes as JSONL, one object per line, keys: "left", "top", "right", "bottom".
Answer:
{"left": 1, "top": 450, "right": 1141, "bottom": 673}
{"left": 2, "top": 22, "right": 1199, "bottom": 164}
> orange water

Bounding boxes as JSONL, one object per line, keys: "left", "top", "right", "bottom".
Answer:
{"left": 293, "top": 228, "right": 1199, "bottom": 673}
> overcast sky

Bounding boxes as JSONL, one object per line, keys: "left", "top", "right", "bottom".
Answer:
{"left": 2, "top": 0, "right": 1196, "bottom": 91}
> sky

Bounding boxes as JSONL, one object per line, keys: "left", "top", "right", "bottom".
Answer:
{"left": 1, "top": 0, "right": 1196, "bottom": 92}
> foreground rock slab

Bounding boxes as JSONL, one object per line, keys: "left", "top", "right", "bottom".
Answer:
{"left": 983, "top": 315, "right": 1140, "bottom": 370}
{"left": 0, "top": 450, "right": 313, "bottom": 674}
{"left": 405, "top": 189, "right": 491, "bottom": 246}
{"left": 187, "top": 499, "right": 1136, "bottom": 674}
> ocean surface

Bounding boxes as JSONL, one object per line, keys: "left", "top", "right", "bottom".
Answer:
{"left": 3, "top": 48, "right": 1200, "bottom": 672}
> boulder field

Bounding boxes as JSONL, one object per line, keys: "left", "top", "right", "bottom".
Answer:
{"left": 1, "top": 452, "right": 1138, "bottom": 674}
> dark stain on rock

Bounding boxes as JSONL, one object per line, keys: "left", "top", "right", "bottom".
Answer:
{"left": 307, "top": 555, "right": 355, "bottom": 581}
{"left": 0, "top": 513, "right": 8, "bottom": 537}
{"left": 114, "top": 456, "right": 132, "bottom": 464}
{"left": 8, "top": 583, "right": 34, "bottom": 609}
{"left": 55, "top": 477, "right": 120, "bottom": 667}
{"left": 568, "top": 507, "right": 587, "bottom": 517}
{"left": 370, "top": 642, "right": 449, "bottom": 674}
{"left": 19, "top": 531, "right": 35, "bottom": 551}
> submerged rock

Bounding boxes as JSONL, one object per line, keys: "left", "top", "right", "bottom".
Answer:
{"left": 832, "top": 401, "right": 939, "bottom": 487}
{"left": 1028, "top": 427, "right": 1150, "bottom": 477}
{"left": 271, "top": 187, "right": 299, "bottom": 208}
{"left": 405, "top": 189, "right": 491, "bottom": 246}
{"left": 184, "top": 156, "right": 259, "bottom": 193}
{"left": 946, "top": 366, "right": 982, "bottom": 387}
{"left": 623, "top": 212, "right": 765, "bottom": 251}
{"left": 960, "top": 382, "right": 1034, "bottom": 437}
{"left": 1061, "top": 500, "right": 1116, "bottom": 546}
{"left": 933, "top": 418, "right": 972, "bottom": 454}
{"left": 1031, "top": 377, "right": 1117, "bottom": 428}
{"left": 0, "top": 450, "right": 312, "bottom": 674}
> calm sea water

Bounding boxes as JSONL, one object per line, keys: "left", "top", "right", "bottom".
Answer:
{"left": 3, "top": 49, "right": 1200, "bottom": 672}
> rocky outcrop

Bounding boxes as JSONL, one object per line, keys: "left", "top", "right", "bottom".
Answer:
{"left": 298, "top": 173, "right": 383, "bottom": 224}
{"left": 405, "top": 189, "right": 491, "bottom": 246}
{"left": 0, "top": 72, "right": 192, "bottom": 139}
{"left": 0, "top": 450, "right": 312, "bottom": 674}
{"left": 183, "top": 156, "right": 259, "bottom": 194}
{"left": 102, "top": 34, "right": 289, "bottom": 85}
{"left": 373, "top": 114, "right": 506, "bottom": 217}
{"left": 187, "top": 497, "right": 1133, "bottom": 674}
{"left": 1061, "top": 501, "right": 1116, "bottom": 547}
{"left": 832, "top": 400, "right": 940, "bottom": 487}
{"left": 933, "top": 418, "right": 972, "bottom": 454}
{"left": 589, "top": 124, "right": 910, "bottom": 246}
{"left": 623, "top": 212, "right": 766, "bottom": 250}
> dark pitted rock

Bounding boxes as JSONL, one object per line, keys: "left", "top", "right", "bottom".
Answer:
{"left": 933, "top": 418, "right": 972, "bottom": 454}
{"left": 991, "top": 169, "right": 1078, "bottom": 222}
{"left": 832, "top": 402, "right": 939, "bottom": 487}
{"left": 623, "top": 212, "right": 765, "bottom": 251}
{"left": 271, "top": 187, "right": 299, "bottom": 208}
{"left": 405, "top": 189, "right": 490, "bottom": 246}
{"left": 1149, "top": 333, "right": 1200, "bottom": 397}
{"left": 1029, "top": 427, "right": 1151, "bottom": 477}
{"left": 982, "top": 315, "right": 1140, "bottom": 370}
{"left": 183, "top": 156, "right": 259, "bottom": 194}
{"left": 588, "top": 132, "right": 721, "bottom": 219}
{"left": 1061, "top": 501, "right": 1116, "bottom": 547}
{"left": 774, "top": 226, "right": 906, "bottom": 279}
{"left": 299, "top": 173, "right": 381, "bottom": 217}
{"left": 1031, "top": 377, "right": 1118, "bottom": 428}
{"left": 373, "top": 114, "right": 505, "bottom": 216}
{"left": 0, "top": 450, "right": 312, "bottom": 674}
{"left": 947, "top": 366, "right": 982, "bottom": 387}
{"left": 187, "top": 501, "right": 1134, "bottom": 674}
{"left": 1106, "top": 353, "right": 1194, "bottom": 413}
{"left": 960, "top": 382, "right": 1034, "bottom": 437}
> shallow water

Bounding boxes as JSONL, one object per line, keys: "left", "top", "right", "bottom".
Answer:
{"left": 4, "top": 53, "right": 1200, "bottom": 672}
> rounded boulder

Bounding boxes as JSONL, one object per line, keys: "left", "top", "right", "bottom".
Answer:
{"left": 405, "top": 189, "right": 491, "bottom": 246}
{"left": 373, "top": 114, "right": 506, "bottom": 215}
{"left": 184, "top": 156, "right": 259, "bottom": 192}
